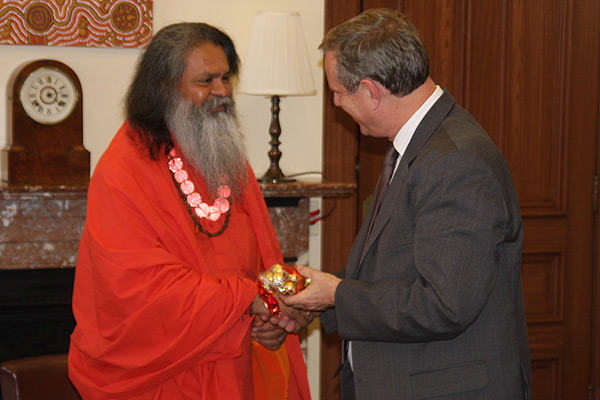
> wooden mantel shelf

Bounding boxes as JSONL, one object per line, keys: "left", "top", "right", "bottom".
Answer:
{"left": 258, "top": 180, "right": 356, "bottom": 198}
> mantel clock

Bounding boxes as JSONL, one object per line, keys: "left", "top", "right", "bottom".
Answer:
{"left": 2, "top": 59, "right": 89, "bottom": 185}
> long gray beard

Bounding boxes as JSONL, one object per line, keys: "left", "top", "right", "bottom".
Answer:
{"left": 167, "top": 96, "right": 248, "bottom": 200}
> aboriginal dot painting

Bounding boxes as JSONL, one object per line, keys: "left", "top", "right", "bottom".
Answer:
{"left": 0, "top": 0, "right": 152, "bottom": 48}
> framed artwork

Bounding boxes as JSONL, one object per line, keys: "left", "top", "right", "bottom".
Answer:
{"left": 0, "top": 0, "right": 152, "bottom": 48}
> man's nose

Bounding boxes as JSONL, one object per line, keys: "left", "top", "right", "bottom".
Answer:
{"left": 211, "top": 79, "right": 230, "bottom": 97}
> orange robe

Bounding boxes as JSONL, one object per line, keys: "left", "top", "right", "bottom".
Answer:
{"left": 69, "top": 121, "right": 310, "bottom": 399}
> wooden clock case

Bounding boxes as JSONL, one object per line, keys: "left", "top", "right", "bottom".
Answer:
{"left": 2, "top": 59, "right": 90, "bottom": 185}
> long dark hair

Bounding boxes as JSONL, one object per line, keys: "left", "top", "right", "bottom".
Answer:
{"left": 125, "top": 23, "right": 240, "bottom": 159}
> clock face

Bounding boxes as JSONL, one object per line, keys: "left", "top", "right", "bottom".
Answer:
{"left": 19, "top": 66, "right": 79, "bottom": 125}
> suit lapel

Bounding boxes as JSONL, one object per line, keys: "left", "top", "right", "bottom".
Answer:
{"left": 354, "top": 90, "right": 457, "bottom": 273}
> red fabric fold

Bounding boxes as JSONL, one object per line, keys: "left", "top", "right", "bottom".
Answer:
{"left": 69, "top": 121, "right": 310, "bottom": 399}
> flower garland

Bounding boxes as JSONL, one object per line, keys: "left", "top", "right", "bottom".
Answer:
{"left": 168, "top": 149, "right": 231, "bottom": 237}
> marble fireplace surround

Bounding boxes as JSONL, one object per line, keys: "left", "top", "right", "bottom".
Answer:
{"left": 0, "top": 181, "right": 354, "bottom": 364}
{"left": 0, "top": 181, "right": 354, "bottom": 269}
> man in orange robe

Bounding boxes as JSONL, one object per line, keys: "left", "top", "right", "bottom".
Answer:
{"left": 68, "top": 22, "right": 311, "bottom": 399}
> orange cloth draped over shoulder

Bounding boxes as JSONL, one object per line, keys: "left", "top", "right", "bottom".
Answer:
{"left": 68, "top": 121, "right": 310, "bottom": 400}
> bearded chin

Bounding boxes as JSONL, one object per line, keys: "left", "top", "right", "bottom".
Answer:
{"left": 167, "top": 96, "right": 248, "bottom": 200}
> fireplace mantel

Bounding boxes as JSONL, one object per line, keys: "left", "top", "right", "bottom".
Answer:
{"left": 0, "top": 180, "right": 355, "bottom": 364}
{"left": 0, "top": 184, "right": 87, "bottom": 270}
{"left": 0, "top": 180, "right": 355, "bottom": 270}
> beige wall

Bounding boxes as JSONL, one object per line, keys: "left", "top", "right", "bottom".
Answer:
{"left": 0, "top": 0, "right": 324, "bottom": 179}
{"left": 0, "top": 1, "right": 324, "bottom": 398}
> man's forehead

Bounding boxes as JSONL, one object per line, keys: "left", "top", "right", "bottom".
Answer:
{"left": 324, "top": 51, "right": 337, "bottom": 67}
{"left": 324, "top": 52, "right": 344, "bottom": 90}
{"left": 184, "top": 44, "right": 230, "bottom": 74}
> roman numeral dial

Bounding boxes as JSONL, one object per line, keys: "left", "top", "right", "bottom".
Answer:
{"left": 19, "top": 66, "right": 78, "bottom": 125}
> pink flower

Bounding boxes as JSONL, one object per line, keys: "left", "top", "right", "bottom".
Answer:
{"left": 207, "top": 206, "right": 221, "bottom": 221}
{"left": 174, "top": 169, "right": 188, "bottom": 183}
{"left": 187, "top": 193, "right": 202, "bottom": 207}
{"left": 195, "top": 203, "right": 209, "bottom": 218}
{"left": 217, "top": 185, "right": 231, "bottom": 198}
{"left": 180, "top": 180, "right": 194, "bottom": 195}
{"left": 168, "top": 157, "right": 183, "bottom": 172}
{"left": 214, "top": 198, "right": 230, "bottom": 213}
{"left": 169, "top": 150, "right": 231, "bottom": 229}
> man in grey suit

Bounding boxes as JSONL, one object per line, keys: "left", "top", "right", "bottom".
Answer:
{"left": 281, "top": 8, "right": 532, "bottom": 400}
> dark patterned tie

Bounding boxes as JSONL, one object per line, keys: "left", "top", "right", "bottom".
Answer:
{"left": 338, "top": 144, "right": 399, "bottom": 375}
{"left": 362, "top": 143, "right": 399, "bottom": 257}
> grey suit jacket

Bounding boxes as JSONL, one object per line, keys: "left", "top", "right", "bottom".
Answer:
{"left": 321, "top": 91, "right": 532, "bottom": 399}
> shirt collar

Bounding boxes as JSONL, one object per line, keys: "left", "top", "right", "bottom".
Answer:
{"left": 392, "top": 85, "right": 444, "bottom": 158}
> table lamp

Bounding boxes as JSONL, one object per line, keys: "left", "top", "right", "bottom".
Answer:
{"left": 238, "top": 11, "right": 316, "bottom": 183}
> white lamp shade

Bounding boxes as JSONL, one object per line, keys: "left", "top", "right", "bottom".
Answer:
{"left": 239, "top": 11, "right": 316, "bottom": 96}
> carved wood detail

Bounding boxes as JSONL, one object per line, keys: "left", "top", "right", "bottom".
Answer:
{"left": 323, "top": 1, "right": 600, "bottom": 399}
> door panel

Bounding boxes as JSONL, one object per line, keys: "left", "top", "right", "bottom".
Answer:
{"left": 322, "top": 0, "right": 600, "bottom": 399}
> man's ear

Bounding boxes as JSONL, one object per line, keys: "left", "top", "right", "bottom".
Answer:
{"left": 360, "top": 78, "right": 384, "bottom": 109}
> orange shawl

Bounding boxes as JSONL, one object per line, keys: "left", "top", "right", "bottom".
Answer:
{"left": 69, "top": 122, "right": 310, "bottom": 399}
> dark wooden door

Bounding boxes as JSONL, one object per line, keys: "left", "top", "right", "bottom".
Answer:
{"left": 321, "top": 1, "right": 600, "bottom": 399}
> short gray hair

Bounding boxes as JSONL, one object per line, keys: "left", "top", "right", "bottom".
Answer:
{"left": 320, "top": 8, "right": 429, "bottom": 96}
